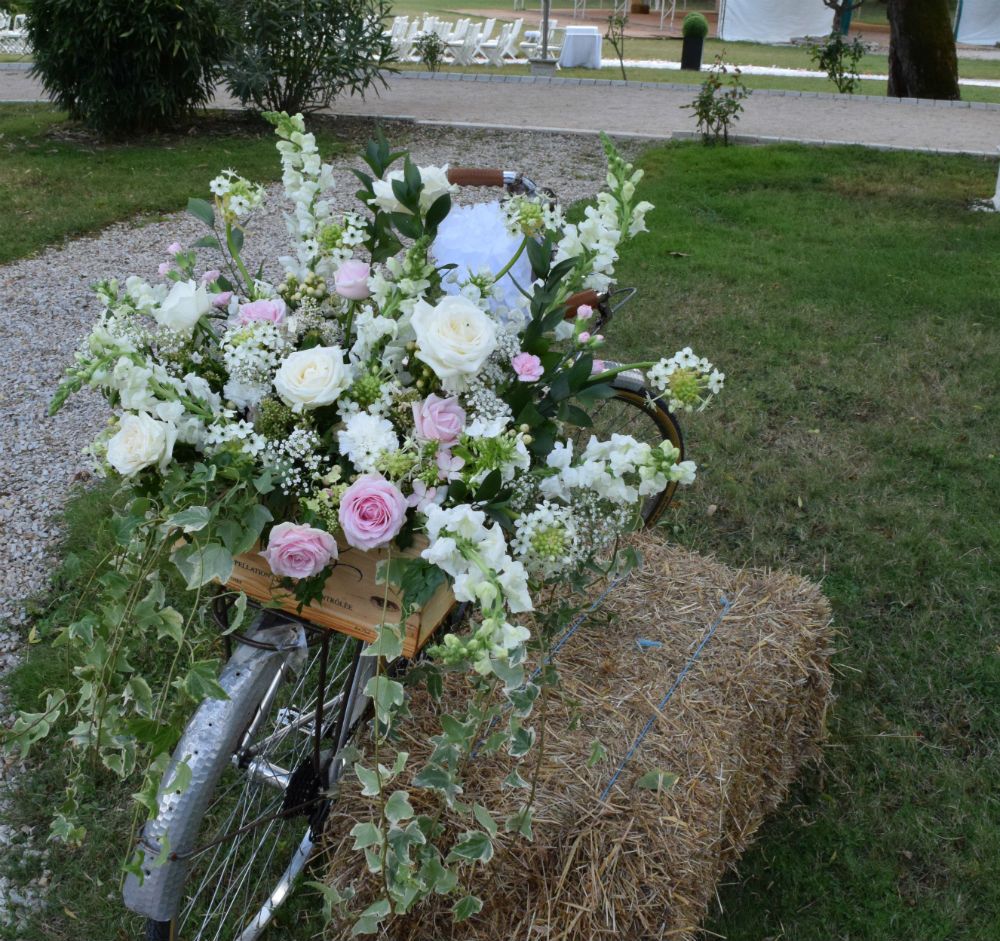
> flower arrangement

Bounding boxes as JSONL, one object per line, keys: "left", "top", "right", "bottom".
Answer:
{"left": 16, "top": 113, "right": 722, "bottom": 927}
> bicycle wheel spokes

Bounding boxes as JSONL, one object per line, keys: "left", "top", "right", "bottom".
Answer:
{"left": 175, "top": 631, "right": 359, "bottom": 941}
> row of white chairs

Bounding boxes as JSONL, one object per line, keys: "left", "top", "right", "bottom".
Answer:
{"left": 0, "top": 10, "right": 29, "bottom": 55}
{"left": 385, "top": 15, "right": 530, "bottom": 67}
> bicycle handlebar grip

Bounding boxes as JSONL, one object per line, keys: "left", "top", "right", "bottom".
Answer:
{"left": 564, "top": 289, "right": 603, "bottom": 319}
{"left": 446, "top": 167, "right": 506, "bottom": 188}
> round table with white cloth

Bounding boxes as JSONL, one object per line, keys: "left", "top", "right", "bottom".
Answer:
{"left": 558, "top": 25, "right": 601, "bottom": 69}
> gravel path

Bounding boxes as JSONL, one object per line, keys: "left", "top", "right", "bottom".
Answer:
{"left": 0, "top": 118, "right": 631, "bottom": 928}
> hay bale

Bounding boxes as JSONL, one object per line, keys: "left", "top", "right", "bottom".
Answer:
{"left": 321, "top": 533, "right": 834, "bottom": 940}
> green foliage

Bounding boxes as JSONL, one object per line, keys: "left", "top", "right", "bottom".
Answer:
{"left": 26, "top": 0, "right": 229, "bottom": 135}
{"left": 223, "top": 0, "right": 396, "bottom": 114}
{"left": 413, "top": 32, "right": 447, "bottom": 73}
{"left": 809, "top": 30, "right": 868, "bottom": 94}
{"left": 683, "top": 54, "right": 751, "bottom": 145}
{"left": 682, "top": 12, "right": 710, "bottom": 39}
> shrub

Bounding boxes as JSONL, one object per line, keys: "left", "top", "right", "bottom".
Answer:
{"left": 27, "top": 0, "right": 228, "bottom": 136}
{"left": 414, "top": 32, "right": 447, "bottom": 73}
{"left": 683, "top": 54, "right": 751, "bottom": 145}
{"left": 682, "top": 12, "right": 710, "bottom": 39}
{"left": 808, "top": 31, "right": 867, "bottom": 94}
{"left": 223, "top": 0, "right": 395, "bottom": 115}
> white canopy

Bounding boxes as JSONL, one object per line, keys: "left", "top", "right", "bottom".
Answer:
{"left": 717, "top": 0, "right": 834, "bottom": 44}
{"left": 956, "top": 0, "right": 1000, "bottom": 46}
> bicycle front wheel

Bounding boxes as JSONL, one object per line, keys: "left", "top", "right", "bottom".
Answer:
{"left": 132, "top": 615, "right": 369, "bottom": 941}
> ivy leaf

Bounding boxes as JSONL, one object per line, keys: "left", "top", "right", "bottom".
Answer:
{"left": 506, "top": 682, "right": 540, "bottom": 718}
{"left": 473, "top": 804, "right": 498, "bottom": 838}
{"left": 587, "top": 739, "right": 608, "bottom": 768}
{"left": 156, "top": 607, "right": 185, "bottom": 646}
{"left": 351, "top": 897, "right": 391, "bottom": 935}
{"left": 420, "top": 853, "right": 458, "bottom": 895}
{"left": 362, "top": 622, "right": 403, "bottom": 662}
{"left": 503, "top": 768, "right": 530, "bottom": 790}
{"left": 363, "top": 676, "right": 405, "bottom": 723}
{"left": 507, "top": 724, "right": 536, "bottom": 758}
{"left": 172, "top": 542, "right": 234, "bottom": 589}
{"left": 187, "top": 197, "right": 215, "bottom": 228}
{"left": 636, "top": 769, "right": 678, "bottom": 793}
{"left": 439, "top": 713, "right": 476, "bottom": 746}
{"left": 505, "top": 806, "right": 534, "bottom": 839}
{"left": 453, "top": 894, "right": 484, "bottom": 922}
{"left": 191, "top": 234, "right": 220, "bottom": 250}
{"left": 446, "top": 830, "right": 494, "bottom": 864}
{"left": 165, "top": 758, "right": 192, "bottom": 796}
{"left": 384, "top": 790, "right": 415, "bottom": 826}
{"left": 350, "top": 821, "right": 383, "bottom": 851}
{"left": 354, "top": 763, "right": 382, "bottom": 797}
{"left": 167, "top": 506, "right": 211, "bottom": 533}
{"left": 180, "top": 660, "right": 228, "bottom": 702}
{"left": 489, "top": 656, "right": 524, "bottom": 691}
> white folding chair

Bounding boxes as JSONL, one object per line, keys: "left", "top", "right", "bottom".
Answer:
{"left": 478, "top": 23, "right": 513, "bottom": 66}
{"left": 479, "top": 17, "right": 496, "bottom": 44}
{"left": 449, "top": 26, "right": 481, "bottom": 66}
{"left": 500, "top": 18, "right": 523, "bottom": 62}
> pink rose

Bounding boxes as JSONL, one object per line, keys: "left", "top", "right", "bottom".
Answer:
{"left": 577, "top": 304, "right": 594, "bottom": 321}
{"left": 239, "top": 298, "right": 286, "bottom": 325}
{"left": 200, "top": 269, "right": 221, "bottom": 286}
{"left": 157, "top": 262, "right": 172, "bottom": 278}
{"left": 512, "top": 352, "right": 543, "bottom": 383}
{"left": 578, "top": 331, "right": 591, "bottom": 344}
{"left": 412, "top": 394, "right": 466, "bottom": 446}
{"left": 261, "top": 522, "right": 337, "bottom": 579}
{"left": 167, "top": 242, "right": 183, "bottom": 256}
{"left": 212, "top": 291, "right": 233, "bottom": 309}
{"left": 591, "top": 359, "right": 606, "bottom": 374}
{"left": 334, "top": 259, "right": 371, "bottom": 300}
{"left": 338, "top": 474, "right": 408, "bottom": 551}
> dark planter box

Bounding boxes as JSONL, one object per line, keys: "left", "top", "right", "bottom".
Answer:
{"left": 630, "top": 2, "right": 650, "bottom": 13}
{"left": 681, "top": 34, "right": 704, "bottom": 71}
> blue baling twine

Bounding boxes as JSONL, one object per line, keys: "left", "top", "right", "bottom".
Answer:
{"left": 598, "top": 594, "right": 732, "bottom": 803}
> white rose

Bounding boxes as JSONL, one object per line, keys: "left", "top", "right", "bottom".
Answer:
{"left": 411, "top": 296, "right": 497, "bottom": 386}
{"left": 370, "top": 165, "right": 454, "bottom": 215}
{"left": 155, "top": 280, "right": 212, "bottom": 334}
{"left": 273, "top": 346, "right": 352, "bottom": 412}
{"left": 106, "top": 412, "right": 176, "bottom": 477}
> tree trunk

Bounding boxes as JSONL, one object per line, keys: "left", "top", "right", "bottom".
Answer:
{"left": 886, "top": 0, "right": 960, "bottom": 100}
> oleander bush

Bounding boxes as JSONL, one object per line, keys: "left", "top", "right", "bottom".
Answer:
{"left": 27, "top": 0, "right": 229, "bottom": 136}
{"left": 222, "top": 0, "right": 395, "bottom": 114}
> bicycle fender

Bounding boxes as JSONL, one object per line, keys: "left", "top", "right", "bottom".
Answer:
{"left": 122, "top": 619, "right": 305, "bottom": 923}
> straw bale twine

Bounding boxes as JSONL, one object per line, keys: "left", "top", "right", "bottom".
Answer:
{"left": 321, "top": 533, "right": 833, "bottom": 940}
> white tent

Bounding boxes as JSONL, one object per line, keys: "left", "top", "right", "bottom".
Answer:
{"left": 955, "top": 0, "right": 1000, "bottom": 46}
{"left": 717, "top": 0, "right": 834, "bottom": 44}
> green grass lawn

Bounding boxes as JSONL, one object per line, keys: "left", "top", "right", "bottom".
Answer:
{"left": 0, "top": 106, "right": 342, "bottom": 265}
{"left": 2, "top": 132, "right": 999, "bottom": 940}
{"left": 610, "top": 142, "right": 1000, "bottom": 941}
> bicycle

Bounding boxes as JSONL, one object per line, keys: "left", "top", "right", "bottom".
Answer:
{"left": 124, "top": 167, "right": 685, "bottom": 941}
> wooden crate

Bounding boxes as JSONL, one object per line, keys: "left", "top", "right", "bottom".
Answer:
{"left": 226, "top": 536, "right": 455, "bottom": 658}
